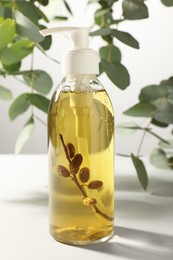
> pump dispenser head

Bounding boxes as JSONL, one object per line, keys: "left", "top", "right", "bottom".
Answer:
{"left": 40, "top": 27, "right": 99, "bottom": 75}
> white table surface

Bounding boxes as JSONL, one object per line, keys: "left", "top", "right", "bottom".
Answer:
{"left": 0, "top": 155, "right": 173, "bottom": 260}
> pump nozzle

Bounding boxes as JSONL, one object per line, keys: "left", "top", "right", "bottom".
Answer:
{"left": 40, "top": 27, "right": 89, "bottom": 49}
{"left": 39, "top": 26, "right": 99, "bottom": 75}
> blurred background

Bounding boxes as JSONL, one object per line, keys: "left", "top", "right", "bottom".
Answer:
{"left": 0, "top": 0, "right": 173, "bottom": 154}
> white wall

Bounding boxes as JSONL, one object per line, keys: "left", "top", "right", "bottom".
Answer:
{"left": 0, "top": 0, "right": 173, "bottom": 154}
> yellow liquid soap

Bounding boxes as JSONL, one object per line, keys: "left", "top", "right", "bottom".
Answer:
{"left": 48, "top": 89, "right": 114, "bottom": 245}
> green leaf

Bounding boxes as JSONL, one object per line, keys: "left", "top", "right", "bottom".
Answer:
{"left": 168, "top": 92, "right": 173, "bottom": 105}
{"left": 124, "top": 102, "right": 156, "bottom": 117}
{"left": 0, "top": 19, "right": 15, "bottom": 50}
{"left": 15, "top": 117, "right": 35, "bottom": 154}
{"left": 0, "top": 85, "right": 13, "bottom": 100}
{"left": 139, "top": 85, "right": 167, "bottom": 102}
{"left": 153, "top": 98, "right": 173, "bottom": 124}
{"left": 36, "top": 7, "right": 49, "bottom": 23}
{"left": 160, "top": 77, "right": 173, "bottom": 90}
{"left": 161, "top": 0, "right": 173, "bottom": 6}
{"left": 15, "top": 11, "right": 44, "bottom": 43}
{"left": 95, "top": 9, "right": 113, "bottom": 26}
{"left": 63, "top": 0, "right": 73, "bottom": 15}
{"left": 154, "top": 111, "right": 173, "bottom": 124}
{"left": 116, "top": 122, "right": 138, "bottom": 136}
{"left": 23, "top": 70, "right": 53, "bottom": 94}
{"left": 27, "top": 93, "right": 50, "bottom": 113}
{"left": 3, "top": 62, "right": 21, "bottom": 72}
{"left": 39, "top": 25, "right": 52, "bottom": 50}
{"left": 0, "top": 39, "right": 34, "bottom": 65}
{"left": 53, "top": 16, "right": 68, "bottom": 21}
{"left": 9, "top": 93, "right": 30, "bottom": 120}
{"left": 99, "top": 45, "right": 121, "bottom": 62}
{"left": 100, "top": 0, "right": 117, "bottom": 7}
{"left": 4, "top": 7, "right": 12, "bottom": 19}
{"left": 36, "top": 0, "right": 48, "bottom": 6}
{"left": 90, "top": 28, "right": 111, "bottom": 37}
{"left": 159, "top": 140, "right": 173, "bottom": 149}
{"left": 111, "top": 29, "right": 139, "bottom": 49}
{"left": 0, "top": 3, "right": 5, "bottom": 16}
{"left": 101, "top": 59, "right": 130, "bottom": 89}
{"left": 122, "top": 0, "right": 149, "bottom": 20}
{"left": 16, "top": 2, "right": 39, "bottom": 23}
{"left": 150, "top": 148, "right": 169, "bottom": 169}
{"left": 131, "top": 154, "right": 148, "bottom": 190}
{"left": 151, "top": 118, "right": 168, "bottom": 128}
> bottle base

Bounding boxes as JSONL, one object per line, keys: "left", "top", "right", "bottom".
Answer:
{"left": 50, "top": 226, "right": 114, "bottom": 245}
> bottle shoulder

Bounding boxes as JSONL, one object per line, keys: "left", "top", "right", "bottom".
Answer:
{"left": 52, "top": 74, "right": 112, "bottom": 103}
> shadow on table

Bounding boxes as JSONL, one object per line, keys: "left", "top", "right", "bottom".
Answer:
{"left": 82, "top": 226, "right": 173, "bottom": 260}
{"left": 116, "top": 174, "right": 173, "bottom": 198}
{"left": 6, "top": 190, "right": 48, "bottom": 207}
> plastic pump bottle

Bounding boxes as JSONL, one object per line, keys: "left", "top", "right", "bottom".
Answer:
{"left": 40, "top": 27, "right": 115, "bottom": 245}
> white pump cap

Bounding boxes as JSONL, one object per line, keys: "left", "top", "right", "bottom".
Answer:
{"left": 40, "top": 27, "right": 99, "bottom": 75}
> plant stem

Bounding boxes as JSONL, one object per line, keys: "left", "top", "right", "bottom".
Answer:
{"left": 137, "top": 121, "right": 151, "bottom": 157}
{"left": 59, "top": 134, "right": 113, "bottom": 222}
{"left": 30, "top": 49, "right": 35, "bottom": 115}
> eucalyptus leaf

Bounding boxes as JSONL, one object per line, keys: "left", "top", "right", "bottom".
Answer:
{"left": 53, "top": 16, "right": 68, "bottom": 21}
{"left": 15, "top": 117, "right": 35, "bottom": 154}
{"left": 122, "top": 0, "right": 149, "bottom": 20}
{"left": 112, "top": 29, "right": 139, "bottom": 49}
{"left": 99, "top": 45, "right": 121, "bottom": 62}
{"left": 9, "top": 93, "right": 30, "bottom": 120}
{"left": 161, "top": 0, "right": 173, "bottom": 6}
{"left": 15, "top": 11, "right": 44, "bottom": 43}
{"left": 23, "top": 70, "right": 53, "bottom": 94}
{"left": 160, "top": 77, "right": 173, "bottom": 90}
{"left": 0, "top": 18, "right": 15, "bottom": 50}
{"left": 101, "top": 59, "right": 130, "bottom": 89}
{"left": 150, "top": 148, "right": 169, "bottom": 169}
{"left": 63, "top": 0, "right": 73, "bottom": 15}
{"left": 153, "top": 98, "right": 173, "bottom": 124}
{"left": 151, "top": 118, "right": 168, "bottom": 128}
{"left": 16, "top": 1, "right": 39, "bottom": 23}
{"left": 27, "top": 93, "right": 50, "bottom": 113}
{"left": 0, "top": 85, "right": 13, "bottom": 100}
{"left": 36, "top": 0, "right": 48, "bottom": 6}
{"left": 3, "top": 62, "right": 21, "bottom": 72}
{"left": 124, "top": 102, "right": 156, "bottom": 117}
{"left": 39, "top": 25, "right": 52, "bottom": 50}
{"left": 168, "top": 92, "right": 173, "bottom": 105}
{"left": 95, "top": 9, "right": 113, "bottom": 26}
{"left": 90, "top": 28, "right": 111, "bottom": 37}
{"left": 4, "top": 7, "right": 12, "bottom": 19}
{"left": 131, "top": 154, "right": 148, "bottom": 190}
{"left": 36, "top": 7, "right": 49, "bottom": 23}
{"left": 0, "top": 3, "right": 4, "bottom": 16}
{"left": 154, "top": 111, "right": 173, "bottom": 124}
{"left": 139, "top": 85, "right": 167, "bottom": 102}
{"left": 0, "top": 39, "right": 34, "bottom": 65}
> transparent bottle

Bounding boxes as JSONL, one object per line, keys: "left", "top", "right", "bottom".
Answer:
{"left": 40, "top": 27, "right": 115, "bottom": 245}
{"left": 48, "top": 74, "right": 114, "bottom": 244}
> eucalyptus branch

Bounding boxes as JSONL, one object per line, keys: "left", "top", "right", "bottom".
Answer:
{"left": 59, "top": 134, "right": 113, "bottom": 222}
